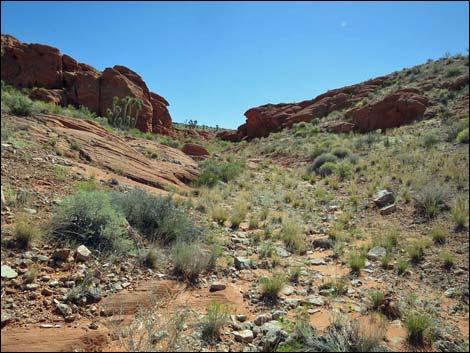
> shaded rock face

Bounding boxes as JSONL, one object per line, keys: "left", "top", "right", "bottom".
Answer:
{"left": 1, "top": 34, "right": 172, "bottom": 134}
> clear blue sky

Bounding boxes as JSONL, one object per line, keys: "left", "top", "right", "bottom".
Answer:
{"left": 1, "top": 1, "right": 469, "bottom": 129}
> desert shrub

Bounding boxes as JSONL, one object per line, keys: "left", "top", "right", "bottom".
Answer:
{"left": 397, "top": 259, "right": 409, "bottom": 275}
{"left": 112, "top": 188, "right": 201, "bottom": 244}
{"left": 368, "top": 290, "right": 385, "bottom": 311}
{"left": 308, "top": 153, "right": 338, "bottom": 174}
{"left": 280, "top": 220, "right": 306, "bottom": 254}
{"left": 309, "top": 146, "right": 329, "bottom": 161}
{"left": 289, "top": 266, "right": 302, "bottom": 283}
{"left": 414, "top": 182, "right": 448, "bottom": 218}
{"left": 450, "top": 196, "right": 469, "bottom": 229}
{"left": 421, "top": 132, "right": 439, "bottom": 149}
{"left": 73, "top": 177, "right": 100, "bottom": 192}
{"left": 318, "top": 162, "right": 337, "bottom": 177}
{"left": 23, "top": 266, "right": 39, "bottom": 284}
{"left": 407, "top": 242, "right": 425, "bottom": 263}
{"left": 260, "top": 274, "right": 286, "bottom": 303}
{"left": 52, "top": 190, "right": 131, "bottom": 253}
{"left": 445, "top": 68, "right": 462, "bottom": 77}
{"left": 230, "top": 213, "right": 243, "bottom": 229}
{"left": 446, "top": 117, "right": 468, "bottom": 142}
{"left": 380, "top": 254, "right": 391, "bottom": 269}
{"left": 319, "top": 276, "right": 348, "bottom": 296}
{"left": 440, "top": 252, "right": 455, "bottom": 269}
{"left": 335, "top": 162, "right": 352, "bottom": 180}
{"left": 210, "top": 206, "right": 228, "bottom": 225}
{"left": 139, "top": 248, "right": 159, "bottom": 269}
{"left": 15, "top": 216, "right": 42, "bottom": 249}
{"left": 373, "top": 229, "right": 399, "bottom": 251}
{"left": 200, "top": 301, "right": 230, "bottom": 342}
{"left": 249, "top": 216, "right": 259, "bottom": 230}
{"left": 348, "top": 253, "right": 366, "bottom": 274}
{"left": 404, "top": 312, "right": 433, "bottom": 345}
{"left": 331, "top": 147, "right": 351, "bottom": 159}
{"left": 1, "top": 87, "right": 34, "bottom": 116}
{"left": 259, "top": 241, "right": 276, "bottom": 258}
{"left": 171, "top": 241, "right": 216, "bottom": 281}
{"left": 299, "top": 314, "right": 387, "bottom": 352}
{"left": 430, "top": 226, "right": 447, "bottom": 244}
{"left": 456, "top": 128, "right": 469, "bottom": 143}
{"left": 194, "top": 159, "right": 243, "bottom": 187}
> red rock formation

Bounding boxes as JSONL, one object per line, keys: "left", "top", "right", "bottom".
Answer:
{"left": 219, "top": 76, "right": 392, "bottom": 141}
{"left": 345, "top": 90, "right": 428, "bottom": 132}
{"left": 29, "top": 88, "right": 65, "bottom": 105}
{"left": 182, "top": 143, "right": 210, "bottom": 160}
{"left": 1, "top": 34, "right": 173, "bottom": 134}
{"left": 324, "top": 121, "right": 355, "bottom": 133}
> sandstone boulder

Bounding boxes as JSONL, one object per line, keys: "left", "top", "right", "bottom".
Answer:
{"left": 181, "top": 143, "right": 210, "bottom": 160}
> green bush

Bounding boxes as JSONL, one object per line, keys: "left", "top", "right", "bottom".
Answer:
{"left": 335, "top": 162, "right": 352, "bottom": 180}
{"left": 3, "top": 90, "right": 34, "bottom": 116}
{"left": 112, "top": 188, "right": 201, "bottom": 244}
{"left": 194, "top": 159, "right": 244, "bottom": 187}
{"left": 318, "top": 162, "right": 337, "bottom": 177}
{"left": 308, "top": 153, "right": 338, "bottom": 174}
{"left": 445, "top": 68, "right": 462, "bottom": 77}
{"left": 456, "top": 128, "right": 469, "bottom": 143}
{"left": 52, "top": 190, "right": 131, "bottom": 254}
{"left": 200, "top": 301, "right": 230, "bottom": 342}
{"left": 331, "top": 147, "right": 351, "bottom": 159}
{"left": 421, "top": 132, "right": 439, "bottom": 149}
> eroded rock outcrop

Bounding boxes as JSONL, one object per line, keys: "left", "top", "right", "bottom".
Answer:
{"left": 1, "top": 34, "right": 172, "bottom": 134}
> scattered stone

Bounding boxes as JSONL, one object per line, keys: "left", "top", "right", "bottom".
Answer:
{"left": 236, "top": 314, "right": 247, "bottom": 323}
{"left": 56, "top": 303, "right": 72, "bottom": 317}
{"left": 234, "top": 330, "right": 254, "bottom": 343}
{"left": 1, "top": 312, "right": 12, "bottom": 328}
{"left": 23, "top": 207, "right": 37, "bottom": 215}
{"left": 303, "top": 295, "right": 325, "bottom": 306}
{"left": 25, "top": 283, "right": 40, "bottom": 290}
{"left": 234, "top": 257, "right": 252, "bottom": 270}
{"left": 210, "top": 282, "right": 226, "bottom": 292}
{"left": 52, "top": 248, "right": 71, "bottom": 261}
{"left": 367, "top": 246, "right": 387, "bottom": 260}
{"left": 42, "top": 288, "right": 54, "bottom": 296}
{"left": 254, "top": 313, "right": 272, "bottom": 326}
{"left": 272, "top": 310, "right": 286, "bottom": 320}
{"left": 444, "top": 288, "right": 457, "bottom": 298}
{"left": 281, "top": 286, "right": 294, "bottom": 296}
{"left": 1, "top": 265, "right": 18, "bottom": 279}
{"left": 373, "top": 190, "right": 395, "bottom": 208}
{"left": 75, "top": 245, "right": 91, "bottom": 262}
{"left": 275, "top": 247, "right": 290, "bottom": 258}
{"left": 309, "top": 258, "right": 327, "bottom": 266}
{"left": 380, "top": 203, "right": 397, "bottom": 215}
{"left": 39, "top": 324, "right": 62, "bottom": 329}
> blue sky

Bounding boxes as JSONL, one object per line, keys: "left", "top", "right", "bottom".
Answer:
{"left": 1, "top": 1, "right": 469, "bottom": 129}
